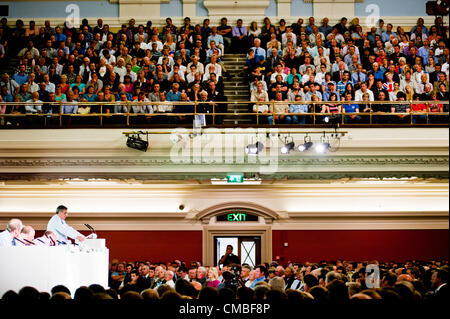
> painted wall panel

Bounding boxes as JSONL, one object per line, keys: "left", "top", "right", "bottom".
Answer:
{"left": 355, "top": 0, "right": 428, "bottom": 17}
{"left": 2, "top": 1, "right": 119, "bottom": 18}
{"left": 291, "top": 0, "right": 313, "bottom": 17}
{"left": 272, "top": 230, "right": 449, "bottom": 263}
{"left": 161, "top": 0, "right": 183, "bottom": 17}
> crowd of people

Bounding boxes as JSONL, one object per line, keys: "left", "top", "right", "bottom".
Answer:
{"left": 0, "top": 16, "right": 448, "bottom": 127}
{"left": 2, "top": 256, "right": 448, "bottom": 303}
{"left": 244, "top": 16, "right": 449, "bottom": 124}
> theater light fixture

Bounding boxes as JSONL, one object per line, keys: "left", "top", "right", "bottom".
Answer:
{"left": 315, "top": 134, "right": 331, "bottom": 154}
{"left": 297, "top": 135, "right": 313, "bottom": 152}
{"left": 323, "top": 114, "right": 341, "bottom": 128}
{"left": 126, "top": 132, "right": 149, "bottom": 152}
{"left": 245, "top": 141, "right": 264, "bottom": 155}
{"left": 280, "top": 136, "right": 295, "bottom": 154}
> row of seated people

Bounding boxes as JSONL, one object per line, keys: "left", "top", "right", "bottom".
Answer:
{"left": 3, "top": 258, "right": 448, "bottom": 303}
{"left": 241, "top": 16, "right": 449, "bottom": 125}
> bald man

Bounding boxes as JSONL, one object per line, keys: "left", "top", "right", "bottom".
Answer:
{"left": 0, "top": 219, "right": 23, "bottom": 246}
{"left": 15, "top": 225, "right": 36, "bottom": 246}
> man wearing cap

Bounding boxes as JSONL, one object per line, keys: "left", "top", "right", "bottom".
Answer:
{"left": 0, "top": 219, "right": 23, "bottom": 247}
{"left": 47, "top": 205, "right": 85, "bottom": 244}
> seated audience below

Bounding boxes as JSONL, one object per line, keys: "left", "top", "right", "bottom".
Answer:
{"left": 2, "top": 257, "right": 448, "bottom": 303}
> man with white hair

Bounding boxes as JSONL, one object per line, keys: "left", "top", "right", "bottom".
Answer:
{"left": 0, "top": 219, "right": 23, "bottom": 246}
{"left": 165, "top": 270, "right": 175, "bottom": 288}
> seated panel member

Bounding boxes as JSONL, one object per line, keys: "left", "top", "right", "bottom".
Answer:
{"left": 33, "top": 230, "right": 59, "bottom": 246}
{"left": 47, "top": 205, "right": 85, "bottom": 244}
{"left": 15, "top": 225, "right": 36, "bottom": 246}
{"left": 0, "top": 219, "right": 23, "bottom": 247}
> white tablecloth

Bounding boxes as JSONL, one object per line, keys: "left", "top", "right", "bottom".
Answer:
{"left": 0, "top": 245, "right": 109, "bottom": 297}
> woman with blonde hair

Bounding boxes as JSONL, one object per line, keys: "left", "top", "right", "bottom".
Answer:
{"left": 206, "top": 267, "right": 220, "bottom": 289}
{"left": 405, "top": 85, "right": 415, "bottom": 101}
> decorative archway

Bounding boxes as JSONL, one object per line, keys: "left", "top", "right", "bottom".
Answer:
{"left": 198, "top": 202, "right": 277, "bottom": 266}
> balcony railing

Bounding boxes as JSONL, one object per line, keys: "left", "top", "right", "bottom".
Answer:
{"left": 0, "top": 100, "right": 448, "bottom": 128}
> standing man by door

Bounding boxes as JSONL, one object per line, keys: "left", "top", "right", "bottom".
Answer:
{"left": 219, "top": 245, "right": 241, "bottom": 266}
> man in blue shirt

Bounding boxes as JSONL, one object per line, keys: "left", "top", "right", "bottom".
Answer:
{"left": 319, "top": 18, "right": 333, "bottom": 38}
{"left": 12, "top": 64, "right": 29, "bottom": 85}
{"left": 337, "top": 72, "right": 353, "bottom": 96}
{"left": 342, "top": 92, "right": 361, "bottom": 124}
{"left": 250, "top": 265, "right": 268, "bottom": 289}
{"left": 207, "top": 27, "right": 224, "bottom": 55}
{"left": 418, "top": 39, "right": 431, "bottom": 65}
{"left": 351, "top": 64, "right": 367, "bottom": 84}
{"left": 381, "top": 24, "right": 396, "bottom": 43}
{"left": 289, "top": 95, "right": 309, "bottom": 124}
{"left": 251, "top": 38, "right": 267, "bottom": 60}
{"left": 323, "top": 82, "right": 341, "bottom": 101}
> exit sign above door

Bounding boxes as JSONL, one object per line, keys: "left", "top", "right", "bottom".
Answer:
{"left": 216, "top": 212, "right": 259, "bottom": 222}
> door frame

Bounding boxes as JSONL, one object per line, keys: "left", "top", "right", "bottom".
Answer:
{"left": 203, "top": 225, "right": 272, "bottom": 266}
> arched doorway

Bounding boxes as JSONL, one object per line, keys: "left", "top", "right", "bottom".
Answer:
{"left": 196, "top": 202, "right": 279, "bottom": 266}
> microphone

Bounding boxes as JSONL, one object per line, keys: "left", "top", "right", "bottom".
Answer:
{"left": 84, "top": 223, "right": 96, "bottom": 233}
{"left": 57, "top": 240, "right": 67, "bottom": 245}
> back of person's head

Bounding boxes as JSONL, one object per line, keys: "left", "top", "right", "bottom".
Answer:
{"left": 360, "top": 289, "right": 382, "bottom": 299}
{"left": 161, "top": 290, "right": 183, "bottom": 302}
{"left": 219, "top": 287, "right": 236, "bottom": 302}
{"left": 394, "top": 282, "right": 416, "bottom": 301}
{"left": 346, "top": 282, "right": 362, "bottom": 296}
{"left": 326, "top": 271, "right": 342, "bottom": 285}
{"left": 2, "top": 290, "right": 19, "bottom": 302}
{"left": 236, "top": 287, "right": 254, "bottom": 302}
{"left": 39, "top": 292, "right": 50, "bottom": 301}
{"left": 50, "top": 292, "right": 71, "bottom": 300}
{"left": 88, "top": 284, "right": 106, "bottom": 294}
{"left": 254, "top": 285, "right": 270, "bottom": 301}
{"left": 285, "top": 289, "right": 304, "bottom": 304}
{"left": 383, "top": 272, "right": 397, "bottom": 287}
{"left": 120, "top": 284, "right": 139, "bottom": 297}
{"left": 309, "top": 286, "right": 328, "bottom": 303}
{"left": 266, "top": 289, "right": 288, "bottom": 303}
{"left": 92, "top": 293, "right": 113, "bottom": 300}
{"left": 304, "top": 274, "right": 319, "bottom": 288}
{"left": 74, "top": 286, "right": 94, "bottom": 301}
{"left": 156, "top": 284, "right": 174, "bottom": 298}
{"left": 51, "top": 285, "right": 71, "bottom": 296}
{"left": 175, "top": 279, "right": 198, "bottom": 298}
{"left": 105, "top": 288, "right": 119, "bottom": 300}
{"left": 121, "top": 291, "right": 143, "bottom": 300}
{"left": 378, "top": 287, "right": 401, "bottom": 302}
{"left": 269, "top": 276, "right": 286, "bottom": 291}
{"left": 198, "top": 287, "right": 220, "bottom": 303}
{"left": 141, "top": 288, "right": 159, "bottom": 300}
{"left": 327, "top": 280, "right": 349, "bottom": 302}
{"left": 18, "top": 286, "right": 40, "bottom": 301}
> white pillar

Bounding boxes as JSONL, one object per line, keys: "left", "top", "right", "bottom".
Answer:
{"left": 277, "top": 0, "right": 292, "bottom": 17}
{"left": 182, "top": 0, "right": 198, "bottom": 17}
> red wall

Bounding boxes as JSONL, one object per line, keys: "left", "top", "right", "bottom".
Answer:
{"left": 36, "top": 229, "right": 448, "bottom": 264}
{"left": 272, "top": 230, "right": 449, "bottom": 263}
{"left": 94, "top": 231, "right": 203, "bottom": 263}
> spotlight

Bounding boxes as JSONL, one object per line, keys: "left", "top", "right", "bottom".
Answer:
{"left": 245, "top": 141, "right": 264, "bottom": 155}
{"left": 126, "top": 134, "right": 148, "bottom": 152}
{"left": 315, "top": 142, "right": 331, "bottom": 154}
{"left": 297, "top": 135, "right": 313, "bottom": 152}
{"left": 281, "top": 141, "right": 295, "bottom": 154}
{"left": 323, "top": 114, "right": 340, "bottom": 128}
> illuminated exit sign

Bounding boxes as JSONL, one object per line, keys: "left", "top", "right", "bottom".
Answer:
{"left": 226, "top": 173, "right": 244, "bottom": 183}
{"left": 217, "top": 213, "right": 259, "bottom": 222}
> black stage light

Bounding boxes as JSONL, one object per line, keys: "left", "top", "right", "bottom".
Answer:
{"left": 297, "top": 135, "right": 313, "bottom": 152}
{"left": 126, "top": 134, "right": 148, "bottom": 152}
{"left": 281, "top": 141, "right": 295, "bottom": 154}
{"left": 245, "top": 141, "right": 264, "bottom": 155}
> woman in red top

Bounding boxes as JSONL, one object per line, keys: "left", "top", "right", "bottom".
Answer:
{"left": 411, "top": 94, "right": 427, "bottom": 124}
{"left": 428, "top": 92, "right": 444, "bottom": 124}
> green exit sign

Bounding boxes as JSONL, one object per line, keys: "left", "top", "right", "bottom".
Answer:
{"left": 217, "top": 213, "right": 259, "bottom": 222}
{"left": 227, "top": 173, "right": 244, "bottom": 183}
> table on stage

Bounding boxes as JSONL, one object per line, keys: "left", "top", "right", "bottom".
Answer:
{"left": 0, "top": 241, "right": 109, "bottom": 297}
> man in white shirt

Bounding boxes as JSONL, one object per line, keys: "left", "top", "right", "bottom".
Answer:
{"left": 47, "top": 205, "right": 85, "bottom": 243}
{"left": 0, "top": 219, "right": 23, "bottom": 247}
{"left": 282, "top": 27, "right": 297, "bottom": 48}
{"left": 165, "top": 271, "right": 176, "bottom": 288}
{"left": 355, "top": 82, "right": 375, "bottom": 101}
{"left": 33, "top": 230, "right": 58, "bottom": 246}
{"left": 15, "top": 225, "right": 36, "bottom": 246}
